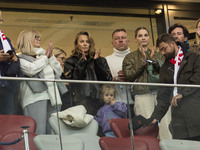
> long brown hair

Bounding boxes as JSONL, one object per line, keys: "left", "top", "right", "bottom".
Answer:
{"left": 71, "top": 31, "right": 95, "bottom": 58}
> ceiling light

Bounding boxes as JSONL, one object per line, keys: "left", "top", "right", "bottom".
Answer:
{"left": 155, "top": 9, "right": 162, "bottom": 15}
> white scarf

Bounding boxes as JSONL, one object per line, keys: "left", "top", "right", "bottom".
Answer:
{"left": 34, "top": 48, "right": 62, "bottom": 106}
{"left": 170, "top": 46, "right": 184, "bottom": 96}
{"left": 0, "top": 30, "right": 11, "bottom": 53}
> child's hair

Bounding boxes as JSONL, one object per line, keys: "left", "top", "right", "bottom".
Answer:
{"left": 101, "top": 85, "right": 115, "bottom": 101}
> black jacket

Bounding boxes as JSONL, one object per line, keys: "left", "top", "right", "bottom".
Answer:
{"left": 0, "top": 37, "right": 23, "bottom": 90}
{"left": 64, "top": 54, "right": 112, "bottom": 101}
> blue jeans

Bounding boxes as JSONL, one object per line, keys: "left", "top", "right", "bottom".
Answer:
{"left": 105, "top": 131, "right": 116, "bottom": 137}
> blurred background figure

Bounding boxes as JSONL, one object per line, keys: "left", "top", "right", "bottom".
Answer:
{"left": 52, "top": 47, "right": 72, "bottom": 111}
{"left": 190, "top": 18, "right": 200, "bottom": 54}
{"left": 53, "top": 47, "right": 66, "bottom": 69}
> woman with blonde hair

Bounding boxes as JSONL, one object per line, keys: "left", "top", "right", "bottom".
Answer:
{"left": 17, "top": 30, "right": 67, "bottom": 134}
{"left": 53, "top": 47, "right": 67, "bottom": 69}
{"left": 64, "top": 31, "right": 112, "bottom": 115}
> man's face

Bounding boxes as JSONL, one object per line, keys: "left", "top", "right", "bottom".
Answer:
{"left": 170, "top": 27, "right": 188, "bottom": 43}
{"left": 112, "top": 31, "right": 129, "bottom": 51}
{"left": 159, "top": 42, "right": 176, "bottom": 60}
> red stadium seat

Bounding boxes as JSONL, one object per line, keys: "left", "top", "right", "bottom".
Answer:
{"left": 0, "top": 115, "right": 37, "bottom": 150}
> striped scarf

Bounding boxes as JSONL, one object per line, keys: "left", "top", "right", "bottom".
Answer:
{"left": 0, "top": 30, "right": 12, "bottom": 76}
{"left": 0, "top": 30, "right": 11, "bottom": 53}
{"left": 169, "top": 46, "right": 184, "bottom": 96}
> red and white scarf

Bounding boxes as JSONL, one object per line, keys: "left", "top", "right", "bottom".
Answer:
{"left": 0, "top": 30, "right": 11, "bottom": 53}
{"left": 0, "top": 30, "right": 11, "bottom": 76}
{"left": 169, "top": 46, "right": 184, "bottom": 96}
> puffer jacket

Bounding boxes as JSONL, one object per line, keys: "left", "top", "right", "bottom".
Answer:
{"left": 151, "top": 51, "right": 200, "bottom": 139}
{"left": 122, "top": 48, "right": 163, "bottom": 95}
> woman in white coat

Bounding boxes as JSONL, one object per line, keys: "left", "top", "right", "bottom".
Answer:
{"left": 17, "top": 30, "right": 64, "bottom": 134}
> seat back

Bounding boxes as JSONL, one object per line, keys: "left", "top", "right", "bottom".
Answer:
{"left": 134, "top": 125, "right": 159, "bottom": 138}
{"left": 34, "top": 135, "right": 84, "bottom": 150}
{"left": 135, "top": 136, "right": 160, "bottom": 150}
{"left": 159, "top": 139, "right": 200, "bottom": 150}
{"left": 99, "top": 137, "right": 149, "bottom": 150}
{"left": 110, "top": 118, "right": 130, "bottom": 138}
{"left": 0, "top": 131, "right": 37, "bottom": 150}
{"left": 49, "top": 115, "right": 98, "bottom": 135}
{"left": 110, "top": 118, "right": 159, "bottom": 138}
{"left": 0, "top": 115, "right": 37, "bottom": 150}
{"left": 0, "top": 115, "right": 36, "bottom": 138}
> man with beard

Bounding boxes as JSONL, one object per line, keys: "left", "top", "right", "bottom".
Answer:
{"left": 168, "top": 23, "right": 190, "bottom": 52}
{"left": 150, "top": 33, "right": 200, "bottom": 141}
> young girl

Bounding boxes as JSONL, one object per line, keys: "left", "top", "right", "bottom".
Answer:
{"left": 94, "top": 85, "right": 127, "bottom": 137}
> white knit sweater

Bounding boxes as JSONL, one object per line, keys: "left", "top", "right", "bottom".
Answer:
{"left": 106, "top": 48, "right": 134, "bottom": 104}
{"left": 106, "top": 48, "right": 130, "bottom": 76}
{"left": 19, "top": 48, "right": 63, "bottom": 108}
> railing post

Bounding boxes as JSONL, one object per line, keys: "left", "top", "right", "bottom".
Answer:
{"left": 22, "top": 126, "right": 30, "bottom": 150}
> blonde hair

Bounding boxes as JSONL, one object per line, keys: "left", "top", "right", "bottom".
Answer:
{"left": 16, "top": 30, "right": 41, "bottom": 55}
{"left": 53, "top": 47, "right": 66, "bottom": 58}
{"left": 101, "top": 85, "right": 115, "bottom": 101}
{"left": 71, "top": 31, "right": 95, "bottom": 58}
{"left": 195, "top": 18, "right": 200, "bottom": 45}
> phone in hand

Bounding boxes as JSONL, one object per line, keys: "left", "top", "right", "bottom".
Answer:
{"left": 146, "top": 59, "right": 153, "bottom": 64}
{"left": 6, "top": 50, "right": 13, "bottom": 55}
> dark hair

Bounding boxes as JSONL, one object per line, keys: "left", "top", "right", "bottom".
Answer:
{"left": 156, "top": 33, "right": 176, "bottom": 47}
{"left": 134, "top": 27, "right": 149, "bottom": 38}
{"left": 72, "top": 31, "right": 95, "bottom": 57}
{"left": 168, "top": 23, "right": 189, "bottom": 38}
{"left": 112, "top": 28, "right": 127, "bottom": 38}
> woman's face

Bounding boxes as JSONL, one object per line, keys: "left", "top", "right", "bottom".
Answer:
{"left": 56, "top": 53, "right": 66, "bottom": 68}
{"left": 135, "top": 29, "right": 150, "bottom": 47}
{"left": 33, "top": 35, "right": 41, "bottom": 48}
{"left": 77, "top": 35, "right": 90, "bottom": 55}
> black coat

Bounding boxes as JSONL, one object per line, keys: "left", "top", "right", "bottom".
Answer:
{"left": 64, "top": 54, "right": 112, "bottom": 115}
{"left": 151, "top": 51, "right": 200, "bottom": 139}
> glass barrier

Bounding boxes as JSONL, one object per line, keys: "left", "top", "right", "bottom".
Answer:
{"left": 0, "top": 77, "right": 200, "bottom": 150}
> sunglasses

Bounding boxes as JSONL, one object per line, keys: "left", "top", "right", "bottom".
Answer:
{"left": 35, "top": 35, "right": 41, "bottom": 39}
